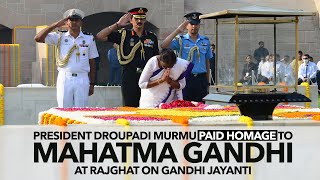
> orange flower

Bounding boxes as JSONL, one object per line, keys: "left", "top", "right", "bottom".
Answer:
{"left": 43, "top": 113, "right": 52, "bottom": 125}
{"left": 48, "top": 115, "right": 57, "bottom": 124}
{"left": 116, "top": 118, "right": 130, "bottom": 126}
{"left": 312, "top": 115, "right": 320, "bottom": 121}
{"left": 279, "top": 82, "right": 286, "bottom": 86}
{"left": 274, "top": 112, "right": 320, "bottom": 118}
{"left": 57, "top": 118, "right": 67, "bottom": 126}
{"left": 55, "top": 117, "right": 62, "bottom": 125}
{"left": 67, "top": 120, "right": 76, "bottom": 124}
{"left": 40, "top": 113, "right": 47, "bottom": 124}
{"left": 171, "top": 116, "right": 189, "bottom": 126}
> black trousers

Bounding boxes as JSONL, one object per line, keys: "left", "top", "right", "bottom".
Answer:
{"left": 183, "top": 73, "right": 209, "bottom": 103}
{"left": 210, "top": 67, "right": 215, "bottom": 85}
{"left": 258, "top": 75, "right": 270, "bottom": 84}
{"left": 121, "top": 68, "right": 141, "bottom": 107}
{"left": 317, "top": 71, "right": 320, "bottom": 90}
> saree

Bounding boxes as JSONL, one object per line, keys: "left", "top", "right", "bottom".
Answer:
{"left": 139, "top": 56, "right": 193, "bottom": 108}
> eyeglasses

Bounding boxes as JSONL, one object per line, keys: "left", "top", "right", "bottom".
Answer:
{"left": 302, "top": 58, "right": 309, "bottom": 60}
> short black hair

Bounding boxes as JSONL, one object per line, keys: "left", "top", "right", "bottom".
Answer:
{"left": 303, "top": 54, "right": 310, "bottom": 58}
{"left": 258, "top": 41, "right": 264, "bottom": 45}
{"left": 159, "top": 48, "right": 177, "bottom": 65}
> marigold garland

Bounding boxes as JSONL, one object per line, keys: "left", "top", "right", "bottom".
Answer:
{"left": 312, "top": 115, "right": 320, "bottom": 121}
{"left": 116, "top": 118, "right": 130, "bottom": 126}
{"left": 55, "top": 107, "right": 119, "bottom": 111}
{"left": 0, "top": 83, "right": 4, "bottom": 125}
{"left": 300, "top": 82, "right": 310, "bottom": 108}
{"left": 274, "top": 112, "right": 320, "bottom": 118}
{"left": 39, "top": 114, "right": 84, "bottom": 126}
{"left": 39, "top": 102, "right": 320, "bottom": 126}
{"left": 239, "top": 116, "right": 254, "bottom": 127}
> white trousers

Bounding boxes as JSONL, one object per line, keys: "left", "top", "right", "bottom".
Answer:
{"left": 57, "top": 71, "right": 89, "bottom": 108}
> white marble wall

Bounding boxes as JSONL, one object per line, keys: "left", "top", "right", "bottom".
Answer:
{"left": 4, "top": 86, "right": 122, "bottom": 125}
{"left": 3, "top": 86, "right": 318, "bottom": 125}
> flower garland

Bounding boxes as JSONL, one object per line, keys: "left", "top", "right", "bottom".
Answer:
{"left": 312, "top": 115, "right": 320, "bottom": 121}
{"left": 0, "top": 84, "right": 4, "bottom": 125}
{"left": 274, "top": 111, "right": 320, "bottom": 119}
{"left": 159, "top": 100, "right": 196, "bottom": 109}
{"left": 55, "top": 107, "right": 119, "bottom": 111}
{"left": 40, "top": 113, "right": 85, "bottom": 126}
{"left": 89, "top": 114, "right": 168, "bottom": 121}
{"left": 239, "top": 116, "right": 254, "bottom": 127}
{"left": 300, "top": 82, "right": 310, "bottom": 108}
{"left": 135, "top": 109, "right": 240, "bottom": 123}
{"left": 39, "top": 102, "right": 320, "bottom": 126}
{"left": 116, "top": 118, "right": 130, "bottom": 126}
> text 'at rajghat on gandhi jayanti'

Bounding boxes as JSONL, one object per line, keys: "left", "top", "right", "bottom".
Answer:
{"left": 73, "top": 165, "right": 252, "bottom": 175}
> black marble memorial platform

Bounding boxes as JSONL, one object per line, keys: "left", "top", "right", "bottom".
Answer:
{"left": 203, "top": 92, "right": 311, "bottom": 120}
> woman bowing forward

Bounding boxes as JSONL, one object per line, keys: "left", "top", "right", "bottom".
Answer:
{"left": 139, "top": 48, "right": 193, "bottom": 108}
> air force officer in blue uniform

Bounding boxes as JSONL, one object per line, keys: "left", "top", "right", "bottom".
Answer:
{"left": 161, "top": 12, "right": 213, "bottom": 102}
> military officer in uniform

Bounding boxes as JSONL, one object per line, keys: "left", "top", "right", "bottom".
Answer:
{"left": 96, "top": 7, "right": 159, "bottom": 107}
{"left": 34, "top": 9, "right": 99, "bottom": 108}
{"left": 161, "top": 12, "right": 213, "bottom": 102}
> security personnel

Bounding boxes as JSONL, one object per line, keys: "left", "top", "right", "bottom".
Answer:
{"left": 161, "top": 12, "right": 213, "bottom": 102}
{"left": 34, "top": 9, "right": 99, "bottom": 107}
{"left": 96, "top": 7, "right": 159, "bottom": 107}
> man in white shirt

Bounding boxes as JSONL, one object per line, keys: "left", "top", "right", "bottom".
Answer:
{"left": 298, "top": 54, "right": 317, "bottom": 85}
{"left": 279, "top": 55, "right": 294, "bottom": 85}
{"left": 316, "top": 58, "right": 320, "bottom": 94}
{"left": 34, "top": 9, "right": 99, "bottom": 107}
{"left": 259, "top": 54, "right": 283, "bottom": 84}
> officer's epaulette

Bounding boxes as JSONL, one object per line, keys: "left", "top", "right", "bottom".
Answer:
{"left": 82, "top": 31, "right": 93, "bottom": 35}
{"left": 57, "top": 30, "right": 67, "bottom": 33}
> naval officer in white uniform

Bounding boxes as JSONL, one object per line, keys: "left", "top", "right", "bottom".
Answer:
{"left": 34, "top": 9, "right": 99, "bottom": 107}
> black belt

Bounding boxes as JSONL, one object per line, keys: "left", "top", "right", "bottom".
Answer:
{"left": 191, "top": 73, "right": 206, "bottom": 77}
{"left": 61, "top": 72, "right": 87, "bottom": 77}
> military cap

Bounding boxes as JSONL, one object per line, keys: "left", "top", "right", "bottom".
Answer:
{"left": 128, "top": 7, "right": 148, "bottom": 19}
{"left": 63, "top": 9, "right": 85, "bottom": 20}
{"left": 184, "top": 12, "right": 202, "bottom": 25}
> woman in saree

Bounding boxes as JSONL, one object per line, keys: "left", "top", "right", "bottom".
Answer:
{"left": 139, "top": 48, "right": 193, "bottom": 108}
